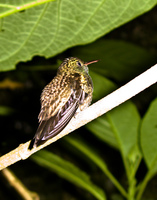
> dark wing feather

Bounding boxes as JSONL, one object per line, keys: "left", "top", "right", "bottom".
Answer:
{"left": 33, "top": 88, "right": 85, "bottom": 147}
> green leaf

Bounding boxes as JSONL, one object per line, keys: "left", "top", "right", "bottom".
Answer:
{"left": 0, "top": 0, "right": 54, "bottom": 18}
{"left": 0, "top": 0, "right": 156, "bottom": 71}
{"left": 137, "top": 99, "right": 157, "bottom": 200}
{"left": 87, "top": 101, "right": 141, "bottom": 156}
{"left": 86, "top": 114, "right": 118, "bottom": 148}
{"left": 108, "top": 101, "right": 141, "bottom": 158}
{"left": 141, "top": 98, "right": 157, "bottom": 172}
{"left": 73, "top": 39, "right": 156, "bottom": 82}
{"left": 0, "top": 106, "right": 14, "bottom": 115}
{"left": 86, "top": 71, "right": 118, "bottom": 148}
{"left": 31, "top": 150, "right": 106, "bottom": 200}
{"left": 64, "top": 135, "right": 109, "bottom": 172}
{"left": 107, "top": 101, "right": 142, "bottom": 179}
{"left": 90, "top": 71, "right": 117, "bottom": 102}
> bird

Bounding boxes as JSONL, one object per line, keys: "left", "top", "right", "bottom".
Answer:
{"left": 29, "top": 57, "right": 98, "bottom": 149}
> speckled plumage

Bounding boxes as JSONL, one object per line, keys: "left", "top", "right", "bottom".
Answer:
{"left": 30, "top": 57, "right": 98, "bottom": 148}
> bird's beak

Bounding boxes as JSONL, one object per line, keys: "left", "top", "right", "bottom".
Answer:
{"left": 85, "top": 60, "right": 99, "bottom": 66}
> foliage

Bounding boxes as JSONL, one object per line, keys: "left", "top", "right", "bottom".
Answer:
{"left": 0, "top": 0, "right": 156, "bottom": 70}
{"left": 0, "top": 0, "right": 157, "bottom": 200}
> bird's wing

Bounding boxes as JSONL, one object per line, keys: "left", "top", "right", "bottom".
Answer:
{"left": 38, "top": 74, "right": 72, "bottom": 122}
{"left": 33, "top": 76, "right": 86, "bottom": 147}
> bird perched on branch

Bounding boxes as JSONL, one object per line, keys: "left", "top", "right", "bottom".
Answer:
{"left": 29, "top": 57, "right": 98, "bottom": 149}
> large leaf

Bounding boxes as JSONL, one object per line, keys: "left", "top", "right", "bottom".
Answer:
{"left": 87, "top": 114, "right": 118, "bottom": 148}
{"left": 108, "top": 101, "right": 141, "bottom": 158}
{"left": 141, "top": 98, "right": 157, "bottom": 173}
{"left": 0, "top": 0, "right": 156, "bottom": 71}
{"left": 0, "top": 0, "right": 54, "bottom": 18}
{"left": 73, "top": 39, "right": 156, "bottom": 82}
{"left": 87, "top": 101, "right": 141, "bottom": 160}
{"left": 87, "top": 101, "right": 141, "bottom": 179}
{"left": 31, "top": 150, "right": 106, "bottom": 200}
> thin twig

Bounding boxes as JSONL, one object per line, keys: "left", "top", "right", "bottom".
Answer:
{"left": 0, "top": 64, "right": 157, "bottom": 170}
{"left": 1, "top": 168, "right": 39, "bottom": 200}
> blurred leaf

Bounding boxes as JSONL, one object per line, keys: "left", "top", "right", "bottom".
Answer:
{"left": 31, "top": 150, "right": 106, "bottom": 200}
{"left": 0, "top": 78, "right": 24, "bottom": 89}
{"left": 0, "top": 106, "right": 14, "bottom": 115}
{"left": 87, "top": 100, "right": 141, "bottom": 178}
{"left": 108, "top": 101, "right": 141, "bottom": 158}
{"left": 64, "top": 135, "right": 128, "bottom": 197}
{"left": 0, "top": 0, "right": 156, "bottom": 71}
{"left": 19, "top": 64, "right": 58, "bottom": 71}
{"left": 73, "top": 39, "right": 156, "bottom": 82}
{"left": 141, "top": 98, "right": 157, "bottom": 173}
{"left": 111, "top": 194, "right": 125, "bottom": 200}
{"left": 87, "top": 101, "right": 141, "bottom": 159}
{"left": 64, "top": 135, "right": 108, "bottom": 172}
{"left": 86, "top": 114, "right": 118, "bottom": 148}
{"left": 86, "top": 71, "right": 118, "bottom": 147}
{"left": 90, "top": 71, "right": 117, "bottom": 102}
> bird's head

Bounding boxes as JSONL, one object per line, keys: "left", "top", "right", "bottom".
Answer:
{"left": 58, "top": 57, "right": 98, "bottom": 74}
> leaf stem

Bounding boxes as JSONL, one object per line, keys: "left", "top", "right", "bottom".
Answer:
{"left": 136, "top": 156, "right": 157, "bottom": 200}
{"left": 105, "top": 168, "right": 128, "bottom": 198}
{"left": 136, "top": 171, "right": 152, "bottom": 200}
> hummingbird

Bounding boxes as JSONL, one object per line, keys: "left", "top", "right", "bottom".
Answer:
{"left": 29, "top": 57, "right": 98, "bottom": 148}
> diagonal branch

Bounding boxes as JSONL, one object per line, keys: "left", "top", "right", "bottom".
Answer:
{"left": 0, "top": 63, "right": 157, "bottom": 170}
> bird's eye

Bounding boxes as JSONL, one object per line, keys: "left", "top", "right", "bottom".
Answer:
{"left": 77, "top": 61, "right": 82, "bottom": 67}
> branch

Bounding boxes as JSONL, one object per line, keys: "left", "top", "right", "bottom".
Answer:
{"left": 1, "top": 168, "right": 39, "bottom": 200}
{"left": 0, "top": 64, "right": 157, "bottom": 170}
